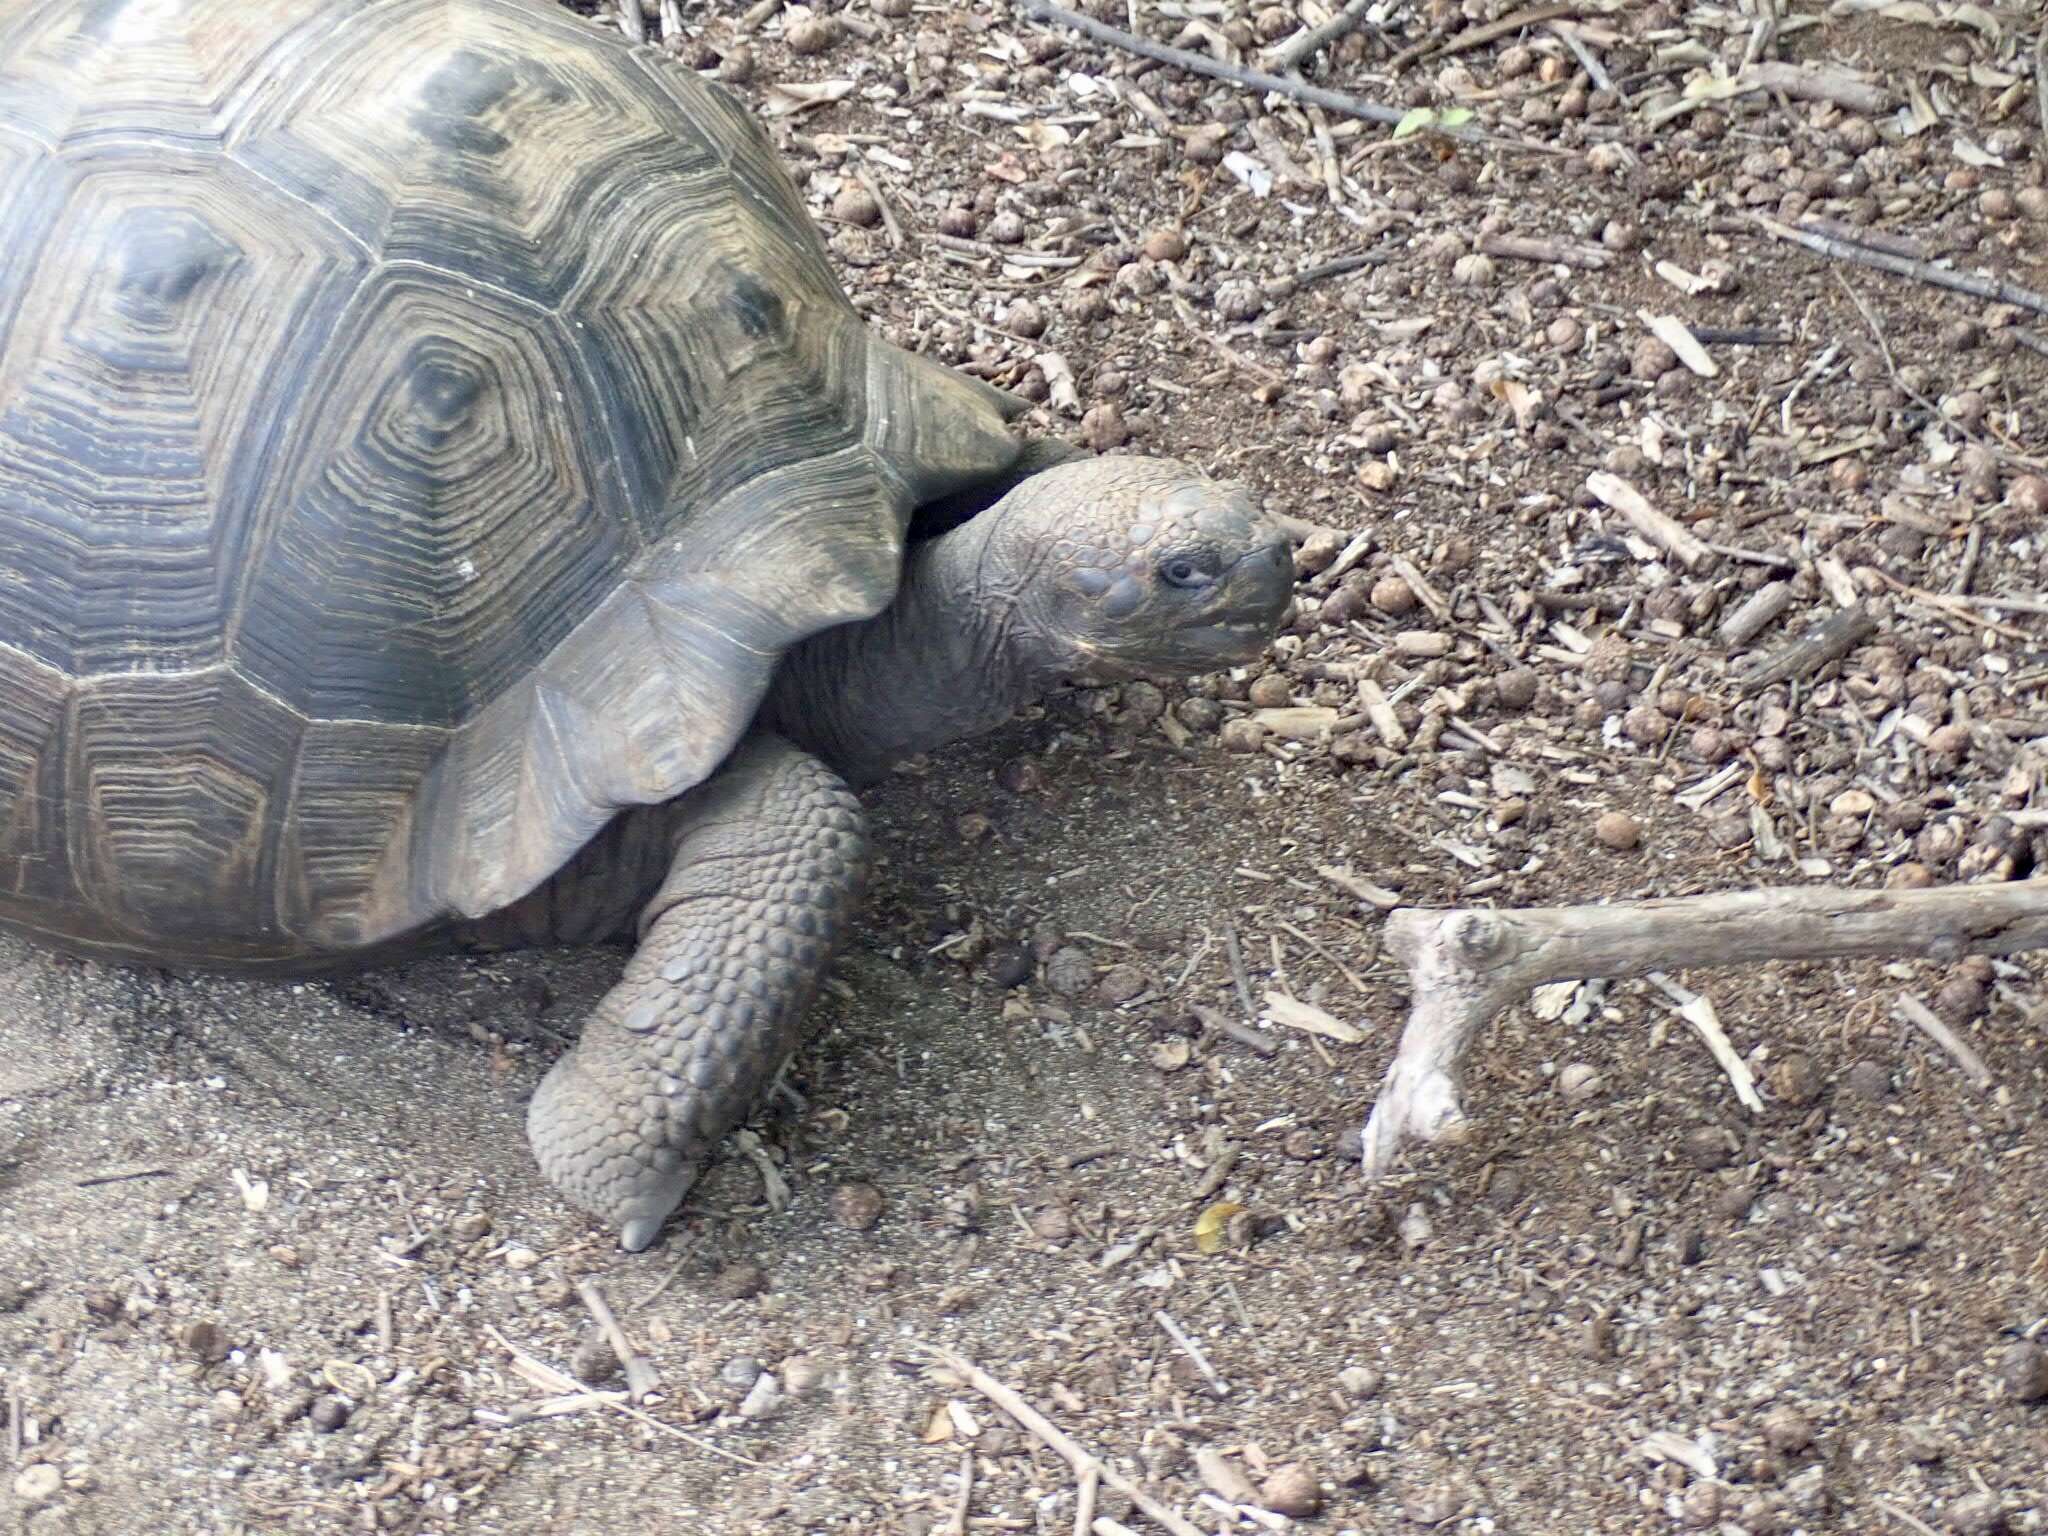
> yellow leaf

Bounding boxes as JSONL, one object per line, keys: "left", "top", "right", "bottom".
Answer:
{"left": 1194, "top": 1201, "right": 1242, "bottom": 1255}
{"left": 923, "top": 1404, "right": 954, "bottom": 1443}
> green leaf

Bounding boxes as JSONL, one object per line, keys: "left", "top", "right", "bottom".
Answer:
{"left": 1392, "top": 106, "right": 1435, "bottom": 140}
{"left": 1438, "top": 106, "right": 1475, "bottom": 129}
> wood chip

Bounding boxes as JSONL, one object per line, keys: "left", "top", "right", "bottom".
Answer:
{"left": 1638, "top": 312, "right": 1719, "bottom": 377}
{"left": 1585, "top": 472, "right": 1711, "bottom": 570}
{"left": 1260, "top": 990, "right": 1366, "bottom": 1044}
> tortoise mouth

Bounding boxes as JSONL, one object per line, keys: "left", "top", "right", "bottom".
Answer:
{"left": 1177, "top": 538, "right": 1295, "bottom": 647}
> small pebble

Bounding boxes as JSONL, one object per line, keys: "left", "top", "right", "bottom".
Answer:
{"left": 720, "top": 1355, "right": 765, "bottom": 1390}
{"left": 1044, "top": 946, "right": 1094, "bottom": 997}
{"left": 1767, "top": 1052, "right": 1822, "bottom": 1107}
{"left": 1369, "top": 575, "right": 1416, "bottom": 616}
{"left": 1219, "top": 718, "right": 1266, "bottom": 753}
{"left": 309, "top": 1395, "right": 352, "bottom": 1432}
{"left": 1762, "top": 1406, "right": 1813, "bottom": 1454}
{"left": 1495, "top": 668, "right": 1538, "bottom": 710}
{"left": 1247, "top": 674, "right": 1291, "bottom": 708}
{"left": 12, "top": 1464, "right": 61, "bottom": 1506}
{"left": 1337, "top": 1364, "right": 1383, "bottom": 1398}
{"left": 830, "top": 183, "right": 880, "bottom": 229}
{"left": 1947, "top": 1492, "right": 2009, "bottom": 1536}
{"left": 1097, "top": 963, "right": 1147, "bottom": 1004}
{"left": 180, "top": 1319, "right": 230, "bottom": 1364}
{"left": 1843, "top": 1060, "right": 1891, "bottom": 1100}
{"left": 1998, "top": 1341, "right": 2048, "bottom": 1402}
{"left": 738, "top": 1372, "right": 782, "bottom": 1419}
{"left": 983, "top": 944, "right": 1032, "bottom": 989}
{"left": 781, "top": 1356, "right": 825, "bottom": 1398}
{"left": 1262, "top": 1466, "right": 1323, "bottom": 1518}
{"left": 784, "top": 15, "right": 838, "bottom": 53}
{"left": 996, "top": 757, "right": 1041, "bottom": 794}
{"left": 1143, "top": 226, "right": 1187, "bottom": 262}
{"left": 830, "top": 1181, "right": 885, "bottom": 1231}
{"left": 1594, "top": 811, "right": 1641, "bottom": 850}
{"left": 1557, "top": 1062, "right": 1603, "bottom": 1101}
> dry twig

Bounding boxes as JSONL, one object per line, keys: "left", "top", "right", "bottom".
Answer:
{"left": 1018, "top": 0, "right": 1574, "bottom": 156}
{"left": 1359, "top": 880, "right": 2048, "bottom": 1181}
{"left": 1264, "top": 0, "right": 1380, "bottom": 73}
{"left": 1754, "top": 215, "right": 2048, "bottom": 319}
{"left": 918, "top": 1343, "right": 1205, "bottom": 1536}
{"left": 576, "top": 1280, "right": 660, "bottom": 1402}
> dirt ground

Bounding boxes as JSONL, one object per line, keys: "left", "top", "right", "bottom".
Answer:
{"left": 5, "top": 1, "right": 2048, "bottom": 1533}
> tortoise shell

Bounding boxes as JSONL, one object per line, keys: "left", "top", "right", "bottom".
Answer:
{"left": 0, "top": 0, "right": 1020, "bottom": 965}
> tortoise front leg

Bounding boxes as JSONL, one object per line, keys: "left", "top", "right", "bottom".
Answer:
{"left": 526, "top": 734, "right": 868, "bottom": 1251}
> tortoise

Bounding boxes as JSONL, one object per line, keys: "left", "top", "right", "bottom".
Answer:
{"left": 0, "top": 0, "right": 1295, "bottom": 1250}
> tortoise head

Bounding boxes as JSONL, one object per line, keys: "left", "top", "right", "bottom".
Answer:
{"left": 980, "top": 455, "right": 1296, "bottom": 683}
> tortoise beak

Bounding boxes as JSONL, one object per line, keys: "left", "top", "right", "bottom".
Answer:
{"left": 1175, "top": 537, "right": 1296, "bottom": 662}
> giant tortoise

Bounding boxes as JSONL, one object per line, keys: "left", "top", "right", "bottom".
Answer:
{"left": 0, "top": 0, "right": 1295, "bottom": 1249}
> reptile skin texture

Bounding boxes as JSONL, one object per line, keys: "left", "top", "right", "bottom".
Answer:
{"left": 526, "top": 735, "right": 867, "bottom": 1250}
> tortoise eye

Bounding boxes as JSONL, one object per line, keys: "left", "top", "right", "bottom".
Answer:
{"left": 1160, "top": 557, "right": 1212, "bottom": 589}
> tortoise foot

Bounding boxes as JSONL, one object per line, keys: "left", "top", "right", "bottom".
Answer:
{"left": 525, "top": 735, "right": 867, "bottom": 1250}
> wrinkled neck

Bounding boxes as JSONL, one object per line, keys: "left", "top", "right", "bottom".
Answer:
{"left": 762, "top": 516, "right": 1055, "bottom": 784}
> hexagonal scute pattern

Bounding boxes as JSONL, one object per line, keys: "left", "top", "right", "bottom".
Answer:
{"left": 0, "top": 0, "right": 1021, "bottom": 963}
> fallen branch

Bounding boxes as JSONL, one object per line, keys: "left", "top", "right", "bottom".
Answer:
{"left": 1017, "top": 0, "right": 1574, "bottom": 156}
{"left": 918, "top": 1343, "right": 1205, "bottom": 1536}
{"left": 1754, "top": 214, "right": 2048, "bottom": 320}
{"left": 1735, "top": 601, "right": 1874, "bottom": 690}
{"left": 1359, "top": 879, "right": 2048, "bottom": 1181}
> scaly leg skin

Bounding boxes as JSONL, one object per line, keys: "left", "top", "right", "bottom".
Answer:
{"left": 526, "top": 734, "right": 868, "bottom": 1251}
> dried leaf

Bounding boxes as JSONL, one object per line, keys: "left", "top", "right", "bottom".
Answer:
{"left": 1487, "top": 374, "right": 1541, "bottom": 430}
{"left": 1193, "top": 1200, "right": 1242, "bottom": 1254}
{"left": 762, "top": 79, "right": 855, "bottom": 116}
{"left": 1220, "top": 150, "right": 1274, "bottom": 198}
{"left": 1013, "top": 121, "right": 1072, "bottom": 152}
{"left": 923, "top": 1403, "right": 954, "bottom": 1442}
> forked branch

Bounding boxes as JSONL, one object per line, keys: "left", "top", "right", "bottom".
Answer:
{"left": 1361, "top": 879, "right": 2048, "bottom": 1179}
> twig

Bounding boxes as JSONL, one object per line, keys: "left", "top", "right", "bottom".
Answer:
{"left": 1645, "top": 972, "right": 1763, "bottom": 1112}
{"left": 1074, "top": 1466, "right": 1100, "bottom": 1536}
{"left": 1892, "top": 992, "right": 1994, "bottom": 1089}
{"left": 615, "top": 0, "right": 644, "bottom": 43}
{"left": 852, "top": 159, "right": 906, "bottom": 249}
{"left": 1359, "top": 879, "right": 2048, "bottom": 1180}
{"left": 1586, "top": 472, "right": 1711, "bottom": 570}
{"left": 1222, "top": 920, "right": 1256, "bottom": 1019}
{"left": 1878, "top": 1498, "right": 1948, "bottom": 1536}
{"left": 575, "top": 1281, "right": 661, "bottom": 1403}
{"left": 1154, "top": 1310, "right": 1229, "bottom": 1396}
{"left": 918, "top": 1343, "right": 1206, "bottom": 1536}
{"left": 942, "top": 1448, "right": 974, "bottom": 1536}
{"left": 1018, "top": 0, "right": 1573, "bottom": 156}
{"left": 1480, "top": 232, "right": 1611, "bottom": 269}
{"left": 1549, "top": 22, "right": 1614, "bottom": 96}
{"left": 482, "top": 1326, "right": 761, "bottom": 1467}
{"left": 1753, "top": 214, "right": 2048, "bottom": 320}
{"left": 2036, "top": 25, "right": 2047, "bottom": 153}
{"left": 1390, "top": 2, "right": 1579, "bottom": 72}
{"left": 74, "top": 1166, "right": 173, "bottom": 1188}
{"left": 1829, "top": 270, "right": 2042, "bottom": 472}
{"left": 1736, "top": 602, "right": 1875, "bottom": 690}
{"left": 1264, "top": 0, "right": 1380, "bottom": 73}
{"left": 1190, "top": 1002, "right": 1281, "bottom": 1057}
